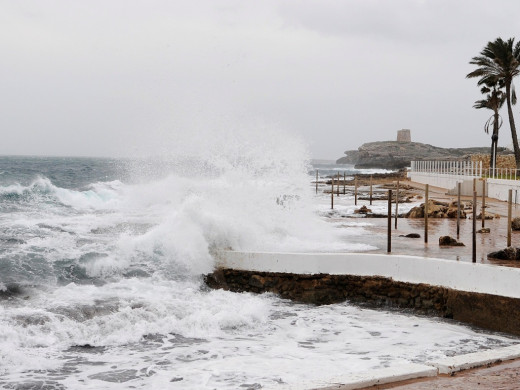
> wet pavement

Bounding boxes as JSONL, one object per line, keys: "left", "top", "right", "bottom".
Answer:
{"left": 321, "top": 180, "right": 520, "bottom": 389}
{"left": 359, "top": 358, "right": 520, "bottom": 389}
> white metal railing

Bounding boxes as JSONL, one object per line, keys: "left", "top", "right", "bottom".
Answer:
{"left": 410, "top": 160, "right": 520, "bottom": 180}
{"left": 410, "top": 160, "right": 482, "bottom": 177}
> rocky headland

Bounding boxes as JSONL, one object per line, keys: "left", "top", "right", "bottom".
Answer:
{"left": 337, "top": 141, "right": 509, "bottom": 169}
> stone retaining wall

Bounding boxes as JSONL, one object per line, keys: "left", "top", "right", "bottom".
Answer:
{"left": 471, "top": 154, "right": 516, "bottom": 169}
{"left": 205, "top": 269, "right": 520, "bottom": 336}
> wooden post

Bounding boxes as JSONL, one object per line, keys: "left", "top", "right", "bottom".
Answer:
{"left": 424, "top": 184, "right": 429, "bottom": 243}
{"left": 354, "top": 176, "right": 358, "bottom": 206}
{"left": 316, "top": 170, "right": 318, "bottom": 194}
{"left": 388, "top": 189, "right": 392, "bottom": 253}
{"left": 457, "top": 182, "right": 461, "bottom": 239}
{"left": 369, "top": 175, "right": 373, "bottom": 205}
{"left": 331, "top": 178, "right": 334, "bottom": 209}
{"left": 473, "top": 178, "right": 476, "bottom": 193}
{"left": 343, "top": 172, "right": 346, "bottom": 195}
{"left": 508, "top": 189, "right": 512, "bottom": 247}
{"left": 481, "top": 179, "right": 486, "bottom": 228}
{"left": 394, "top": 180, "right": 399, "bottom": 229}
{"left": 336, "top": 173, "right": 340, "bottom": 196}
{"left": 472, "top": 190, "right": 477, "bottom": 263}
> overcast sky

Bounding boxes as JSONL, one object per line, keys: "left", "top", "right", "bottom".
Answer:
{"left": 2, "top": 1, "right": 520, "bottom": 160}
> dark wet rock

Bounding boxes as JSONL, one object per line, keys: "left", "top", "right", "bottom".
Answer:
{"left": 439, "top": 236, "right": 465, "bottom": 246}
{"left": 406, "top": 200, "right": 466, "bottom": 219}
{"left": 399, "top": 233, "right": 421, "bottom": 238}
{"left": 476, "top": 212, "right": 494, "bottom": 220}
{"left": 354, "top": 205, "right": 372, "bottom": 214}
{"left": 477, "top": 228, "right": 491, "bottom": 234}
{"left": 488, "top": 247, "right": 520, "bottom": 260}
{"left": 170, "top": 377, "right": 183, "bottom": 382}
{"left": 512, "top": 218, "right": 520, "bottom": 231}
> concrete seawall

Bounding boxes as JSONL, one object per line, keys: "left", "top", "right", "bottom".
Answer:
{"left": 206, "top": 251, "right": 520, "bottom": 335}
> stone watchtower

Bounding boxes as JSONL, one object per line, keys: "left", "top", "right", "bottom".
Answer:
{"left": 397, "top": 129, "right": 411, "bottom": 142}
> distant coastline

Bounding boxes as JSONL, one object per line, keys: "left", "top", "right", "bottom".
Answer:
{"left": 337, "top": 140, "right": 510, "bottom": 169}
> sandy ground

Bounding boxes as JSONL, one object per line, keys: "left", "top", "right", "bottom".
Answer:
{"left": 318, "top": 177, "right": 520, "bottom": 389}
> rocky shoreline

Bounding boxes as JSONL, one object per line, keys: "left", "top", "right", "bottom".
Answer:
{"left": 337, "top": 141, "right": 510, "bottom": 169}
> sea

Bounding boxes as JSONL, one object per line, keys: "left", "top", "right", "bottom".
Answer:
{"left": 1, "top": 152, "right": 518, "bottom": 390}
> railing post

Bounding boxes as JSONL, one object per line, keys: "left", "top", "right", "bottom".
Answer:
{"left": 388, "top": 189, "right": 392, "bottom": 253}
{"left": 354, "top": 176, "right": 358, "bottom": 206}
{"left": 369, "top": 175, "right": 373, "bottom": 205}
{"left": 395, "top": 180, "right": 399, "bottom": 229}
{"left": 331, "top": 178, "right": 334, "bottom": 210}
{"left": 482, "top": 179, "right": 486, "bottom": 229}
{"left": 457, "top": 182, "right": 461, "bottom": 239}
{"left": 316, "top": 169, "right": 318, "bottom": 194}
{"left": 472, "top": 190, "right": 477, "bottom": 263}
{"left": 424, "top": 184, "right": 429, "bottom": 244}
{"left": 508, "top": 189, "right": 512, "bottom": 247}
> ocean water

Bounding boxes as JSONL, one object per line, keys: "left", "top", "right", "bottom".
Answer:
{"left": 1, "top": 142, "right": 518, "bottom": 389}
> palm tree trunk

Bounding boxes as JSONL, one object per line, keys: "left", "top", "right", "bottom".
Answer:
{"left": 491, "top": 110, "right": 500, "bottom": 170}
{"left": 506, "top": 83, "right": 520, "bottom": 169}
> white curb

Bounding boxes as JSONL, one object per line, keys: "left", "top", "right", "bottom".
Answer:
{"left": 272, "top": 363, "right": 437, "bottom": 390}
{"left": 427, "top": 344, "right": 520, "bottom": 374}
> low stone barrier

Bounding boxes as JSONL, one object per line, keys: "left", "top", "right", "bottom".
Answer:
{"left": 205, "top": 252, "right": 520, "bottom": 336}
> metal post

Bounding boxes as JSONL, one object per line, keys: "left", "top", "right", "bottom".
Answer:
{"left": 331, "top": 178, "right": 334, "bottom": 210}
{"left": 508, "top": 189, "right": 512, "bottom": 247}
{"left": 343, "top": 172, "right": 346, "bottom": 195}
{"left": 424, "top": 184, "right": 429, "bottom": 244}
{"left": 472, "top": 190, "right": 477, "bottom": 263}
{"left": 395, "top": 180, "right": 399, "bottom": 229}
{"left": 482, "top": 179, "right": 485, "bottom": 228}
{"left": 354, "top": 176, "right": 358, "bottom": 206}
{"left": 457, "top": 182, "right": 461, "bottom": 239}
{"left": 388, "top": 189, "right": 392, "bottom": 253}
{"left": 316, "top": 169, "right": 318, "bottom": 194}
{"left": 336, "top": 173, "right": 340, "bottom": 196}
{"left": 369, "top": 175, "right": 373, "bottom": 206}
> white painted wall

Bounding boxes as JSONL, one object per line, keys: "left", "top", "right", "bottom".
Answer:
{"left": 215, "top": 251, "right": 520, "bottom": 299}
{"left": 487, "top": 179, "right": 520, "bottom": 203}
{"left": 407, "top": 172, "right": 478, "bottom": 194}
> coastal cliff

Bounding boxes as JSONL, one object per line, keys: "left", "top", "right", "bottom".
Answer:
{"left": 337, "top": 141, "right": 508, "bottom": 169}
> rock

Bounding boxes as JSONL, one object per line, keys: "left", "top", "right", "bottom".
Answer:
{"left": 477, "top": 228, "right": 491, "bottom": 233}
{"left": 354, "top": 205, "right": 372, "bottom": 214}
{"left": 439, "top": 236, "right": 465, "bottom": 246}
{"left": 512, "top": 218, "right": 520, "bottom": 231}
{"left": 406, "top": 200, "right": 466, "bottom": 219}
{"left": 336, "top": 141, "right": 510, "bottom": 169}
{"left": 488, "top": 247, "right": 520, "bottom": 260}
{"left": 476, "top": 212, "right": 494, "bottom": 220}
{"left": 399, "top": 233, "right": 421, "bottom": 238}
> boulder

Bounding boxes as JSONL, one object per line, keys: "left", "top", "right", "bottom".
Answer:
{"left": 354, "top": 205, "right": 372, "bottom": 214}
{"left": 476, "top": 212, "right": 494, "bottom": 220}
{"left": 439, "top": 236, "right": 465, "bottom": 246}
{"left": 488, "top": 247, "right": 520, "bottom": 260}
{"left": 399, "top": 233, "right": 421, "bottom": 238}
{"left": 406, "top": 200, "right": 466, "bottom": 219}
{"left": 512, "top": 218, "right": 520, "bottom": 231}
{"left": 477, "top": 228, "right": 491, "bottom": 233}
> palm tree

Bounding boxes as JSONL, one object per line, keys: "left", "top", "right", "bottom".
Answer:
{"left": 467, "top": 37, "right": 520, "bottom": 168}
{"left": 473, "top": 81, "right": 505, "bottom": 172}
